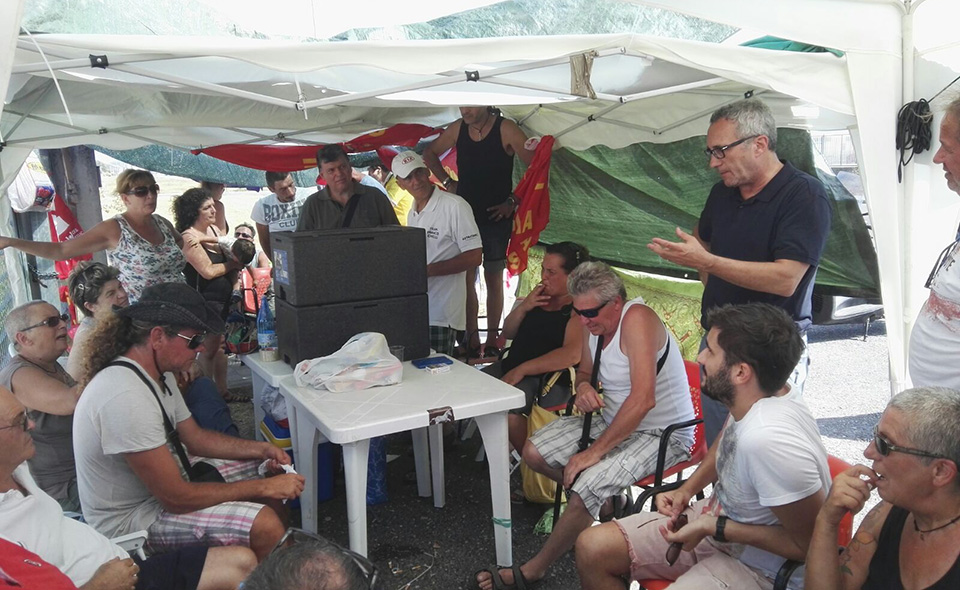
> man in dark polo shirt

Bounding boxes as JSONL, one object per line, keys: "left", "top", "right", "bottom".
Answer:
{"left": 649, "top": 98, "right": 831, "bottom": 445}
{"left": 297, "top": 144, "right": 399, "bottom": 231}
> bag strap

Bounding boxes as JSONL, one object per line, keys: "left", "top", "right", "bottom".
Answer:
{"left": 108, "top": 360, "right": 196, "bottom": 480}
{"left": 341, "top": 194, "right": 362, "bottom": 228}
{"left": 655, "top": 337, "right": 670, "bottom": 375}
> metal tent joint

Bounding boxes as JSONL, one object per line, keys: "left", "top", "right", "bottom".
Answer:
{"left": 465, "top": 70, "right": 480, "bottom": 82}
{"left": 97, "top": 128, "right": 108, "bottom": 135}
{"left": 89, "top": 54, "right": 109, "bottom": 69}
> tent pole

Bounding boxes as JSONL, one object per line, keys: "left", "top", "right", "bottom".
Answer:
{"left": 899, "top": 2, "right": 916, "bottom": 392}
{"left": 552, "top": 102, "right": 627, "bottom": 140}
{"left": 301, "top": 48, "right": 629, "bottom": 110}
{"left": 657, "top": 90, "right": 770, "bottom": 134}
{"left": 11, "top": 52, "right": 181, "bottom": 75}
{"left": 540, "top": 104, "right": 658, "bottom": 134}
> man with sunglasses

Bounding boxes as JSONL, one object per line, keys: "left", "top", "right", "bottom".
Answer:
{"left": 73, "top": 283, "right": 305, "bottom": 561}
{"left": 475, "top": 262, "right": 694, "bottom": 590}
{"left": 909, "top": 97, "right": 960, "bottom": 393}
{"left": 0, "top": 302, "right": 80, "bottom": 511}
{"left": 578, "top": 303, "right": 831, "bottom": 590}
{"left": 648, "top": 98, "right": 832, "bottom": 447}
{"left": 0, "top": 385, "right": 258, "bottom": 590}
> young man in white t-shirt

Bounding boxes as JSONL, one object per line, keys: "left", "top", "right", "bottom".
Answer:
{"left": 392, "top": 151, "right": 482, "bottom": 356}
{"left": 250, "top": 172, "right": 311, "bottom": 260}
{"left": 577, "top": 302, "right": 830, "bottom": 590}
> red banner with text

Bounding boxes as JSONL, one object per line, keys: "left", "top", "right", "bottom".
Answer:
{"left": 506, "top": 135, "right": 555, "bottom": 277}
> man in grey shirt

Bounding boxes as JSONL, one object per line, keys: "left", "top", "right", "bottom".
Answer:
{"left": 297, "top": 144, "right": 399, "bottom": 231}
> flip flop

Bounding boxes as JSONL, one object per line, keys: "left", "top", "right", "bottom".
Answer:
{"left": 471, "top": 565, "right": 538, "bottom": 590}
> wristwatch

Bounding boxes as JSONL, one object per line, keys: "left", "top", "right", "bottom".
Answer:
{"left": 714, "top": 515, "right": 728, "bottom": 542}
{"left": 442, "top": 177, "right": 454, "bottom": 188}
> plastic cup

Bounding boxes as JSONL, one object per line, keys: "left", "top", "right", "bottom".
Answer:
{"left": 389, "top": 345, "right": 405, "bottom": 362}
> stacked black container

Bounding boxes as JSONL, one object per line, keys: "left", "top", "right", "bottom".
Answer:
{"left": 271, "top": 226, "right": 431, "bottom": 367}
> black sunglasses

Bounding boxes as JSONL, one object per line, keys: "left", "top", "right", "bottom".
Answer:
{"left": 272, "top": 528, "right": 378, "bottom": 588}
{"left": 573, "top": 300, "right": 609, "bottom": 319}
{"left": 127, "top": 184, "right": 160, "bottom": 198}
{"left": 174, "top": 332, "right": 207, "bottom": 350}
{"left": 873, "top": 425, "right": 948, "bottom": 460}
{"left": 0, "top": 411, "right": 29, "bottom": 432}
{"left": 21, "top": 313, "right": 69, "bottom": 332}
{"left": 704, "top": 135, "right": 760, "bottom": 160}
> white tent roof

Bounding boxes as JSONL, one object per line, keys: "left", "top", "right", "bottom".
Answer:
{"left": 4, "top": 0, "right": 959, "bottom": 394}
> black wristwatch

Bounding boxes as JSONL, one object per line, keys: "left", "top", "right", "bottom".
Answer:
{"left": 714, "top": 515, "right": 728, "bottom": 542}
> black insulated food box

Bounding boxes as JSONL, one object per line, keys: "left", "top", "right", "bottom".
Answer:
{"left": 271, "top": 226, "right": 427, "bottom": 306}
{"left": 276, "top": 295, "right": 431, "bottom": 366}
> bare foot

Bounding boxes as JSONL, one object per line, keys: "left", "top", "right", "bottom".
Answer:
{"left": 476, "top": 567, "right": 514, "bottom": 590}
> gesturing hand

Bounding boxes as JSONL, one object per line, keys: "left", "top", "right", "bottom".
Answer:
{"left": 648, "top": 227, "right": 712, "bottom": 271}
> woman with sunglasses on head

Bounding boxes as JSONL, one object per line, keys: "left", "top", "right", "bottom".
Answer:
{"left": 483, "top": 242, "right": 589, "bottom": 455}
{"left": 0, "top": 169, "right": 186, "bottom": 303}
{"left": 805, "top": 386, "right": 960, "bottom": 590}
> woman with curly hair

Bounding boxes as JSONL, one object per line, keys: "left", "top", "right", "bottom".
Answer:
{"left": 0, "top": 169, "right": 185, "bottom": 302}
{"left": 173, "top": 188, "right": 242, "bottom": 402}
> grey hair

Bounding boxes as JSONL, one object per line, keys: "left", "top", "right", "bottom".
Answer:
{"left": 567, "top": 261, "right": 627, "bottom": 303}
{"left": 242, "top": 540, "right": 376, "bottom": 590}
{"left": 4, "top": 301, "right": 53, "bottom": 351}
{"left": 710, "top": 98, "right": 778, "bottom": 152}
{"left": 887, "top": 387, "right": 960, "bottom": 469}
{"left": 945, "top": 96, "right": 960, "bottom": 141}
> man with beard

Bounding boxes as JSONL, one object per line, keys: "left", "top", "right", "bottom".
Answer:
{"left": 576, "top": 303, "right": 830, "bottom": 590}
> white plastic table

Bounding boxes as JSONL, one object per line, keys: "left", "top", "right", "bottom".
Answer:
{"left": 278, "top": 356, "right": 525, "bottom": 566}
{"left": 239, "top": 354, "right": 293, "bottom": 441}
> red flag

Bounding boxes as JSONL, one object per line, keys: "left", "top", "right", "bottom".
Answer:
{"left": 47, "top": 193, "right": 91, "bottom": 321}
{"left": 192, "top": 124, "right": 440, "bottom": 171}
{"left": 506, "top": 136, "right": 555, "bottom": 277}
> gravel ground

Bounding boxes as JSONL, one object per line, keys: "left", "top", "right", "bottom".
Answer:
{"left": 225, "top": 318, "right": 891, "bottom": 590}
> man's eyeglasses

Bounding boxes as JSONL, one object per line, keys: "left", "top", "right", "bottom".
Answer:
{"left": 0, "top": 411, "right": 29, "bottom": 432}
{"left": 573, "top": 300, "right": 609, "bottom": 319}
{"left": 704, "top": 135, "right": 760, "bottom": 160}
{"left": 126, "top": 184, "right": 160, "bottom": 198}
{"left": 272, "top": 528, "right": 378, "bottom": 588}
{"left": 174, "top": 332, "right": 207, "bottom": 350}
{"left": 21, "top": 313, "right": 69, "bottom": 332}
{"left": 234, "top": 231, "right": 254, "bottom": 240}
{"left": 873, "top": 425, "right": 949, "bottom": 460}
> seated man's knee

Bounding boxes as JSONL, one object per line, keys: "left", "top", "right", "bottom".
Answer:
{"left": 575, "top": 523, "right": 630, "bottom": 575}
{"left": 249, "top": 507, "right": 286, "bottom": 560}
{"left": 521, "top": 439, "right": 547, "bottom": 471}
{"left": 202, "top": 546, "right": 258, "bottom": 590}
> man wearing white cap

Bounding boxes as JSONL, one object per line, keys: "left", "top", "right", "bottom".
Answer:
{"left": 393, "top": 151, "right": 482, "bottom": 356}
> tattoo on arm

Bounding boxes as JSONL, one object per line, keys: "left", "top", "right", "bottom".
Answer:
{"left": 837, "top": 501, "right": 886, "bottom": 577}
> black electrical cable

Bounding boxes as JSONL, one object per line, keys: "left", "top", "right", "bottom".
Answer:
{"left": 896, "top": 73, "right": 960, "bottom": 183}
{"left": 896, "top": 99, "right": 932, "bottom": 183}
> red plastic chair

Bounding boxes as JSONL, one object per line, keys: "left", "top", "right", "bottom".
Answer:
{"left": 637, "top": 455, "right": 854, "bottom": 590}
{"left": 626, "top": 360, "right": 707, "bottom": 514}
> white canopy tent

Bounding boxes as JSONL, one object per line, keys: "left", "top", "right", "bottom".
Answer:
{"left": 2, "top": 0, "right": 957, "bottom": 393}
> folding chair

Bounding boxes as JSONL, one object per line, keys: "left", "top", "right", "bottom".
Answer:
{"left": 636, "top": 455, "right": 854, "bottom": 590}
{"left": 621, "top": 360, "right": 706, "bottom": 516}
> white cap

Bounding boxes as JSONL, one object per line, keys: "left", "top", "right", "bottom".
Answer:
{"left": 391, "top": 151, "right": 426, "bottom": 179}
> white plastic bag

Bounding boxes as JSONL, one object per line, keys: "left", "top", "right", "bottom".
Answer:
{"left": 293, "top": 332, "right": 403, "bottom": 392}
{"left": 260, "top": 384, "right": 288, "bottom": 422}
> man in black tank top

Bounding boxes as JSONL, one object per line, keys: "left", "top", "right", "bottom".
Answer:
{"left": 425, "top": 106, "right": 534, "bottom": 356}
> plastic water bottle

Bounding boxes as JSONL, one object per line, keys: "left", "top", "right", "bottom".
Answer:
{"left": 257, "top": 294, "right": 279, "bottom": 362}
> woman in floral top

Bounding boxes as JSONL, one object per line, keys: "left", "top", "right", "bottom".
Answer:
{"left": 0, "top": 169, "right": 186, "bottom": 302}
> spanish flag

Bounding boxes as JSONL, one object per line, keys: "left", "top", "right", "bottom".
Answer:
{"left": 506, "top": 135, "right": 555, "bottom": 277}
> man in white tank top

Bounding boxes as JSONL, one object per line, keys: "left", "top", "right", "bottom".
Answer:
{"left": 475, "top": 262, "right": 695, "bottom": 590}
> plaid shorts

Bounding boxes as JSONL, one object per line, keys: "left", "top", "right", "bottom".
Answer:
{"left": 528, "top": 416, "right": 690, "bottom": 518}
{"left": 429, "top": 326, "right": 457, "bottom": 356}
{"left": 145, "top": 457, "right": 265, "bottom": 553}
